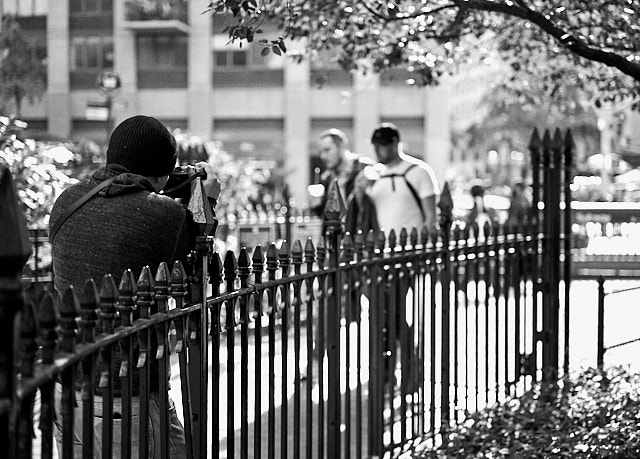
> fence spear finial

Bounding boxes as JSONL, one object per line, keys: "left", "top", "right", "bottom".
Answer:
{"left": 342, "top": 232, "right": 354, "bottom": 262}
{"left": 291, "top": 239, "right": 303, "bottom": 266}
{"left": 304, "top": 238, "right": 316, "bottom": 265}
{"left": 60, "top": 286, "right": 80, "bottom": 353}
{"left": 564, "top": 129, "right": 574, "bottom": 166}
{"left": 529, "top": 127, "right": 542, "bottom": 150}
{"left": 80, "top": 279, "right": 100, "bottom": 343}
{"left": 117, "top": 269, "right": 137, "bottom": 327}
{"left": 136, "top": 266, "right": 154, "bottom": 320}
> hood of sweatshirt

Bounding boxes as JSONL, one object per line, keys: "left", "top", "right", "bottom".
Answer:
{"left": 91, "top": 164, "right": 156, "bottom": 197}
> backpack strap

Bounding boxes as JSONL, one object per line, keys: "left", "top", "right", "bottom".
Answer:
{"left": 49, "top": 176, "right": 119, "bottom": 243}
{"left": 379, "top": 164, "right": 425, "bottom": 220}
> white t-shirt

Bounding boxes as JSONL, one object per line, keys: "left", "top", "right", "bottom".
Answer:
{"left": 366, "top": 153, "right": 439, "bottom": 236}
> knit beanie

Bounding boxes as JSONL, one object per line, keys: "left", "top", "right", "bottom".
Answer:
{"left": 106, "top": 115, "right": 177, "bottom": 177}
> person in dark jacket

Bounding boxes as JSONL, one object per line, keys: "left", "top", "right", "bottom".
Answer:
{"left": 465, "top": 184, "right": 499, "bottom": 237}
{"left": 310, "top": 128, "right": 374, "bottom": 225}
{"left": 49, "top": 115, "right": 216, "bottom": 458}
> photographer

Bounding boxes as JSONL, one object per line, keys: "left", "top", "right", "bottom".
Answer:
{"left": 49, "top": 115, "right": 219, "bottom": 457}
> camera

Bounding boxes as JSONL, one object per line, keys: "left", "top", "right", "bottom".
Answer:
{"left": 163, "top": 165, "right": 207, "bottom": 200}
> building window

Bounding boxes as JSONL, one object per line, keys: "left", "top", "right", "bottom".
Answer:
{"left": 71, "top": 37, "right": 114, "bottom": 70}
{"left": 70, "top": 0, "right": 113, "bottom": 14}
{"left": 137, "top": 35, "right": 188, "bottom": 69}
{"left": 213, "top": 45, "right": 266, "bottom": 69}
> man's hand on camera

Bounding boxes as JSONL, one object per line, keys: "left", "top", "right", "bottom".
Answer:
{"left": 195, "top": 161, "right": 221, "bottom": 207}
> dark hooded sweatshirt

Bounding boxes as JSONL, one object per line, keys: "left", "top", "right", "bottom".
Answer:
{"left": 50, "top": 164, "right": 190, "bottom": 395}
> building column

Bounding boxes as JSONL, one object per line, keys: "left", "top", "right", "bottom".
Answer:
{"left": 113, "top": 0, "right": 138, "bottom": 124}
{"left": 424, "top": 85, "right": 451, "bottom": 186}
{"left": 187, "top": 2, "right": 212, "bottom": 138}
{"left": 353, "top": 71, "right": 380, "bottom": 160}
{"left": 46, "top": 0, "right": 71, "bottom": 138}
{"left": 284, "top": 45, "right": 311, "bottom": 206}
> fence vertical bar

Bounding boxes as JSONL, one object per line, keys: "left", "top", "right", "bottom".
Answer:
{"left": 316, "top": 238, "right": 327, "bottom": 459}
{"left": 16, "top": 301, "right": 37, "bottom": 459}
{"left": 342, "top": 233, "right": 355, "bottom": 455}
{"left": 117, "top": 270, "right": 136, "bottom": 459}
{"left": 547, "top": 129, "right": 563, "bottom": 381}
{"left": 563, "top": 131, "right": 574, "bottom": 375}
{"left": 367, "top": 230, "right": 384, "bottom": 458}
{"left": 292, "top": 240, "right": 304, "bottom": 459}
{"left": 324, "top": 181, "right": 343, "bottom": 459}
{"left": 542, "top": 129, "right": 555, "bottom": 382}
{"left": 304, "top": 239, "right": 316, "bottom": 459}
{"left": 529, "top": 129, "right": 542, "bottom": 382}
{"left": 170, "top": 262, "right": 194, "bottom": 459}
{"left": 279, "top": 241, "right": 291, "bottom": 459}
{"left": 438, "top": 184, "right": 453, "bottom": 427}
{"left": 39, "top": 292, "right": 58, "bottom": 459}
{"left": 266, "top": 244, "right": 278, "bottom": 459}
{"left": 152, "top": 265, "right": 171, "bottom": 459}
{"left": 252, "top": 247, "right": 264, "bottom": 459}
{"left": 136, "top": 268, "right": 153, "bottom": 459}
{"left": 355, "top": 231, "right": 366, "bottom": 457}
{"left": 428, "top": 230, "right": 438, "bottom": 432}
{"left": 210, "top": 254, "right": 223, "bottom": 459}
{"left": 597, "top": 276, "right": 605, "bottom": 369}
{"left": 224, "top": 251, "right": 238, "bottom": 458}
{"left": 471, "top": 223, "right": 481, "bottom": 411}
{"left": 194, "top": 236, "right": 212, "bottom": 459}
{"left": 59, "top": 288, "right": 80, "bottom": 459}
{"left": 238, "top": 248, "right": 251, "bottom": 459}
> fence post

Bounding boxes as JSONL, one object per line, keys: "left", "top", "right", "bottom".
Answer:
{"left": 0, "top": 167, "right": 32, "bottom": 455}
{"left": 324, "top": 180, "right": 343, "bottom": 458}
{"left": 597, "top": 276, "right": 605, "bottom": 369}
{"left": 540, "top": 129, "right": 560, "bottom": 382}
{"left": 187, "top": 177, "right": 216, "bottom": 458}
{"left": 438, "top": 183, "right": 453, "bottom": 428}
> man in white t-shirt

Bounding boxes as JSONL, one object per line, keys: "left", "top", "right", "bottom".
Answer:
{"left": 366, "top": 123, "right": 440, "bottom": 237}
{"left": 365, "top": 123, "right": 441, "bottom": 391}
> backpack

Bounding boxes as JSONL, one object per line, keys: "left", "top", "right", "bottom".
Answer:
{"left": 378, "top": 164, "right": 425, "bottom": 220}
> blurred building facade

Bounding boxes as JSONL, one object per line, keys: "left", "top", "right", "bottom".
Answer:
{"left": 12, "top": 1, "right": 640, "bottom": 203}
{"left": 5, "top": 0, "right": 467, "bottom": 203}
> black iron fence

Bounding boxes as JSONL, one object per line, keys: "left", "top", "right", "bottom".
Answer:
{"left": 1, "top": 128, "right": 573, "bottom": 458}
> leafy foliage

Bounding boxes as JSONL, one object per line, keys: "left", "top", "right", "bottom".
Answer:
{"left": 417, "top": 367, "right": 640, "bottom": 458}
{"left": 0, "top": 15, "right": 46, "bottom": 114}
{"left": 208, "top": 1, "right": 640, "bottom": 105}
{"left": 0, "top": 118, "right": 102, "bottom": 229}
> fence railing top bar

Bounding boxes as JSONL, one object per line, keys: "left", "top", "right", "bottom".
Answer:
{"left": 17, "top": 300, "right": 203, "bottom": 398}
{"left": 604, "top": 284, "right": 640, "bottom": 296}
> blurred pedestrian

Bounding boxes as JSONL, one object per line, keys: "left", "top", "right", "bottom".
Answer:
{"left": 365, "top": 122, "right": 440, "bottom": 392}
{"left": 466, "top": 184, "right": 499, "bottom": 236}
{"left": 506, "top": 182, "right": 531, "bottom": 228}
{"left": 310, "top": 128, "right": 375, "bottom": 231}
{"left": 366, "top": 123, "right": 440, "bottom": 236}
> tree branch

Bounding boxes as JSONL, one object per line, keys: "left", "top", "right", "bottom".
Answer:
{"left": 462, "top": 0, "right": 640, "bottom": 82}
{"left": 361, "top": 1, "right": 459, "bottom": 22}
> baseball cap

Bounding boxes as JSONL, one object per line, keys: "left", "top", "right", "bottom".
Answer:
{"left": 371, "top": 123, "right": 400, "bottom": 145}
